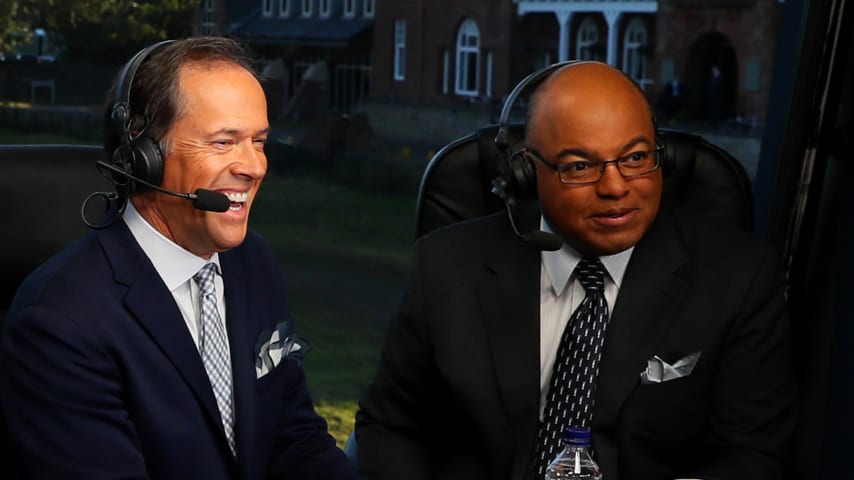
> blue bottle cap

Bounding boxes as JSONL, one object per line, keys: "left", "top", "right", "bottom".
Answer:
{"left": 563, "top": 427, "right": 591, "bottom": 446}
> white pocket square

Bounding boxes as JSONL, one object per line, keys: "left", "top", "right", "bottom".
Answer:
{"left": 640, "top": 351, "right": 701, "bottom": 384}
{"left": 254, "top": 321, "right": 312, "bottom": 379}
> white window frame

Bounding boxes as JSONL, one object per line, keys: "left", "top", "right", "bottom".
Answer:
{"left": 486, "top": 51, "right": 493, "bottom": 98}
{"left": 455, "top": 19, "right": 481, "bottom": 97}
{"left": 302, "top": 0, "right": 313, "bottom": 17}
{"left": 262, "top": 0, "right": 274, "bottom": 17}
{"left": 442, "top": 49, "right": 450, "bottom": 94}
{"left": 279, "top": 0, "right": 290, "bottom": 17}
{"left": 393, "top": 19, "right": 406, "bottom": 81}
{"left": 200, "top": 0, "right": 216, "bottom": 35}
{"left": 576, "top": 16, "right": 600, "bottom": 61}
{"left": 319, "top": 0, "right": 330, "bottom": 17}
{"left": 364, "top": 0, "right": 375, "bottom": 18}
{"left": 622, "top": 17, "right": 649, "bottom": 88}
{"left": 344, "top": 0, "right": 356, "bottom": 17}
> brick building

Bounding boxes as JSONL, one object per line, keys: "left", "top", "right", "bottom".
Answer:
{"left": 369, "top": 0, "right": 780, "bottom": 128}
{"left": 190, "top": 0, "right": 780, "bottom": 143}
{"left": 193, "top": 0, "right": 376, "bottom": 118}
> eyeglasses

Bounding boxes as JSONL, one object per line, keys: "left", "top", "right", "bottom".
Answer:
{"left": 521, "top": 146, "right": 664, "bottom": 185}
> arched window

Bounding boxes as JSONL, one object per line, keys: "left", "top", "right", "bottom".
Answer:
{"left": 394, "top": 19, "right": 406, "bottom": 81}
{"left": 623, "top": 17, "right": 648, "bottom": 86}
{"left": 200, "top": 0, "right": 216, "bottom": 35}
{"left": 262, "top": 0, "right": 274, "bottom": 17}
{"left": 455, "top": 19, "right": 480, "bottom": 96}
{"left": 279, "top": 0, "right": 291, "bottom": 17}
{"left": 576, "top": 17, "right": 600, "bottom": 61}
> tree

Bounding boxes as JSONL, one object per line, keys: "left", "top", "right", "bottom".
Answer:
{"left": 0, "top": 1, "right": 33, "bottom": 56}
{"left": 3, "top": 0, "right": 197, "bottom": 62}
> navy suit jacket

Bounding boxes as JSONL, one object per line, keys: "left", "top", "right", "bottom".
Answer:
{"left": 0, "top": 220, "right": 355, "bottom": 480}
{"left": 356, "top": 204, "right": 797, "bottom": 480}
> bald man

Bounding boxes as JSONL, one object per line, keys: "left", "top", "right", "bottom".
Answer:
{"left": 355, "top": 62, "right": 796, "bottom": 480}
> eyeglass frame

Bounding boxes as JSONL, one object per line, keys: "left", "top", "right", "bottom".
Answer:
{"left": 519, "top": 145, "right": 664, "bottom": 185}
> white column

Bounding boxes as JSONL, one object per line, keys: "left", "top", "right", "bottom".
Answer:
{"left": 486, "top": 51, "right": 494, "bottom": 97}
{"left": 556, "top": 11, "right": 571, "bottom": 62}
{"left": 604, "top": 10, "right": 621, "bottom": 66}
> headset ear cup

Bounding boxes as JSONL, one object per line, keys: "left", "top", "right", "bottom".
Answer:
{"left": 130, "top": 135, "right": 164, "bottom": 188}
{"left": 658, "top": 132, "right": 674, "bottom": 177}
{"left": 509, "top": 149, "right": 537, "bottom": 200}
{"left": 108, "top": 146, "right": 133, "bottom": 187}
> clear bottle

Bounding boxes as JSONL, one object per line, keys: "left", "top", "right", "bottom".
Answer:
{"left": 544, "top": 427, "right": 603, "bottom": 480}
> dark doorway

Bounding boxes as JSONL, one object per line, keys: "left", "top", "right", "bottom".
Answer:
{"left": 683, "top": 32, "right": 738, "bottom": 124}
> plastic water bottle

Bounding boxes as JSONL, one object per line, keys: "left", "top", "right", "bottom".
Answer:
{"left": 544, "top": 427, "right": 603, "bottom": 480}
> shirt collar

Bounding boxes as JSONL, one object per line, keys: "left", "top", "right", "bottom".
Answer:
{"left": 540, "top": 216, "right": 634, "bottom": 296}
{"left": 123, "top": 201, "right": 221, "bottom": 291}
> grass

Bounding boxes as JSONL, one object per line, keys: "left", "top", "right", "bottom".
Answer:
{"left": 249, "top": 175, "right": 416, "bottom": 447}
{"left": 251, "top": 176, "right": 416, "bottom": 272}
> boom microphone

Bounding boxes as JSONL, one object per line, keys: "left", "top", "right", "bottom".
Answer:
{"left": 95, "top": 160, "right": 231, "bottom": 212}
{"left": 188, "top": 188, "right": 232, "bottom": 213}
{"left": 491, "top": 177, "right": 563, "bottom": 251}
{"left": 502, "top": 200, "right": 564, "bottom": 251}
{"left": 522, "top": 228, "right": 564, "bottom": 252}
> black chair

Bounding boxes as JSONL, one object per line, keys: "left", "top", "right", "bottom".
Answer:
{"left": 1, "top": 144, "right": 109, "bottom": 480}
{"left": 414, "top": 124, "right": 753, "bottom": 239}
{"left": 1, "top": 144, "right": 110, "bottom": 313}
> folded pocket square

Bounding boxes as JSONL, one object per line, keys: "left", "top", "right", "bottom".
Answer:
{"left": 640, "top": 351, "right": 701, "bottom": 384}
{"left": 254, "top": 321, "right": 312, "bottom": 379}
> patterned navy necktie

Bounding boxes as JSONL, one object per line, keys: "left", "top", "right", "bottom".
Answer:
{"left": 194, "top": 263, "right": 236, "bottom": 456}
{"left": 535, "top": 257, "right": 609, "bottom": 478}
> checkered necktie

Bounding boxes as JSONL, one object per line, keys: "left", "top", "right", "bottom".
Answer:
{"left": 194, "top": 263, "right": 236, "bottom": 456}
{"left": 535, "top": 257, "right": 609, "bottom": 478}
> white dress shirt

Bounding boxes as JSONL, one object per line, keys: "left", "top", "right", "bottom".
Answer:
{"left": 538, "top": 217, "right": 633, "bottom": 416}
{"left": 123, "top": 201, "right": 229, "bottom": 353}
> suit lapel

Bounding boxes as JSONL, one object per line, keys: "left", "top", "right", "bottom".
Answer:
{"left": 477, "top": 209, "right": 543, "bottom": 479}
{"left": 99, "top": 222, "right": 240, "bottom": 470}
{"left": 593, "top": 209, "right": 689, "bottom": 430}
{"left": 220, "top": 251, "right": 257, "bottom": 479}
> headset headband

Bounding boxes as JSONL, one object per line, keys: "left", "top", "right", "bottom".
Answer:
{"left": 111, "top": 40, "right": 175, "bottom": 132}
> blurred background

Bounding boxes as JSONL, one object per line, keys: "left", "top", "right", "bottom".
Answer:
{"left": 1, "top": 1, "right": 851, "bottom": 477}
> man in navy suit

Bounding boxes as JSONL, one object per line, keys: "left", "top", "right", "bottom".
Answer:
{"left": 0, "top": 37, "right": 355, "bottom": 479}
{"left": 355, "top": 62, "right": 797, "bottom": 479}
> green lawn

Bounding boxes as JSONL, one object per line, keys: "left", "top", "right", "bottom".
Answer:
{"left": 250, "top": 175, "right": 415, "bottom": 446}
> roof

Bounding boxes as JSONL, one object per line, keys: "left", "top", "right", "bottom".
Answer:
{"left": 229, "top": 14, "right": 373, "bottom": 47}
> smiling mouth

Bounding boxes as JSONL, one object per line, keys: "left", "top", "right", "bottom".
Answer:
{"left": 599, "top": 209, "right": 631, "bottom": 218}
{"left": 593, "top": 208, "right": 637, "bottom": 226}
{"left": 224, "top": 192, "right": 249, "bottom": 210}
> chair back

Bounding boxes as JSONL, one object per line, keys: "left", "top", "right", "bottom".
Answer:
{"left": 1, "top": 144, "right": 109, "bottom": 480}
{"left": 1, "top": 144, "right": 109, "bottom": 313}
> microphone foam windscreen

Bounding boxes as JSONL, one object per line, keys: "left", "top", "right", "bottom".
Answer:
{"left": 193, "top": 189, "right": 231, "bottom": 212}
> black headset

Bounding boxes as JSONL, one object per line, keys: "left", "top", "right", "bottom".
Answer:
{"left": 108, "top": 40, "right": 175, "bottom": 193}
{"left": 492, "top": 60, "right": 663, "bottom": 203}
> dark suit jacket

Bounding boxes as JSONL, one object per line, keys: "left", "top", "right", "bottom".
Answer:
{"left": 355, "top": 205, "right": 797, "bottom": 480}
{"left": 0, "top": 220, "right": 355, "bottom": 480}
